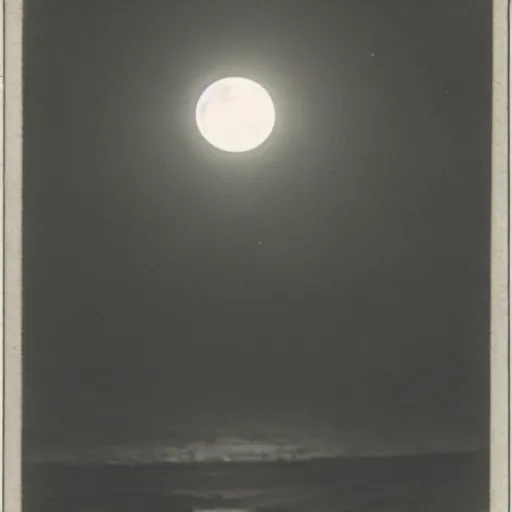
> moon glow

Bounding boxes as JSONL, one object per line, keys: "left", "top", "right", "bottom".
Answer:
{"left": 195, "top": 77, "right": 276, "bottom": 153}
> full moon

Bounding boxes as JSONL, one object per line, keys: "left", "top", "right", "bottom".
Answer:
{"left": 195, "top": 77, "right": 276, "bottom": 153}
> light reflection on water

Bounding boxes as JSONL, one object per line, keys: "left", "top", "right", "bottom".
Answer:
{"left": 194, "top": 509, "right": 249, "bottom": 512}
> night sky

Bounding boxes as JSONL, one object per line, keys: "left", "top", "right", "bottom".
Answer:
{"left": 23, "top": 0, "right": 491, "bottom": 460}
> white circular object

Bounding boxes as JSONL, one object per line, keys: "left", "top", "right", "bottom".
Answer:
{"left": 195, "top": 77, "right": 276, "bottom": 153}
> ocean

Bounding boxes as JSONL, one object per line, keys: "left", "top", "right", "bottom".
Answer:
{"left": 24, "top": 451, "right": 488, "bottom": 512}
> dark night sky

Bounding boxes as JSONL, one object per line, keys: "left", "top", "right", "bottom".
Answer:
{"left": 23, "top": 0, "right": 491, "bottom": 459}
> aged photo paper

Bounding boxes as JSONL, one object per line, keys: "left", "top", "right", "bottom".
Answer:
{"left": 2, "top": 0, "right": 511, "bottom": 511}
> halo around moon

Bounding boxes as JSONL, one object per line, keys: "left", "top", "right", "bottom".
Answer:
{"left": 195, "top": 77, "right": 276, "bottom": 153}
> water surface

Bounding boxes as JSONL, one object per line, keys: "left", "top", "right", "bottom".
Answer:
{"left": 24, "top": 451, "right": 488, "bottom": 512}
